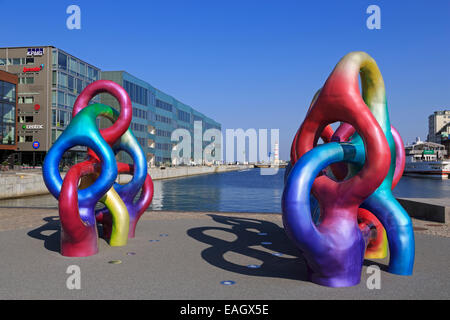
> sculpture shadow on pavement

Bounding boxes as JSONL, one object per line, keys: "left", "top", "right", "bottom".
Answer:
{"left": 187, "top": 214, "right": 309, "bottom": 282}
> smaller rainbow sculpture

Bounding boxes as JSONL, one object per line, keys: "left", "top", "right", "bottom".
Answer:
{"left": 283, "top": 52, "right": 414, "bottom": 287}
{"left": 43, "top": 80, "right": 154, "bottom": 257}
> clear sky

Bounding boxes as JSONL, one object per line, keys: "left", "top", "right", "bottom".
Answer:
{"left": 1, "top": 0, "right": 449, "bottom": 160}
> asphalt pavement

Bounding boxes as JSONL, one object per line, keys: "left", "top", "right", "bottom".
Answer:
{"left": 0, "top": 210, "right": 448, "bottom": 299}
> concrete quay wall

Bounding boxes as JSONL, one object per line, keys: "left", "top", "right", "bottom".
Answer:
{"left": 0, "top": 165, "right": 253, "bottom": 200}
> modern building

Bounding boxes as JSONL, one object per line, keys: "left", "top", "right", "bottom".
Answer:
{"left": 428, "top": 110, "right": 450, "bottom": 144}
{"left": 0, "top": 46, "right": 100, "bottom": 166}
{"left": 100, "top": 71, "right": 221, "bottom": 166}
{"left": 0, "top": 70, "right": 18, "bottom": 164}
{"left": 1, "top": 46, "right": 221, "bottom": 167}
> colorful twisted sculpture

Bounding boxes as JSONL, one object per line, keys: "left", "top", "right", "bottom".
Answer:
{"left": 283, "top": 52, "right": 414, "bottom": 287}
{"left": 43, "top": 80, "right": 154, "bottom": 257}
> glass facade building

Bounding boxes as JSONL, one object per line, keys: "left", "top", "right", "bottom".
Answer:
{"left": 50, "top": 48, "right": 100, "bottom": 145}
{"left": 1, "top": 46, "right": 220, "bottom": 167}
{"left": 100, "top": 71, "right": 221, "bottom": 166}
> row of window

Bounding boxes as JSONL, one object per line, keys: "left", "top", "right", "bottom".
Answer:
{"left": 19, "top": 77, "right": 34, "bottom": 85}
{"left": 131, "top": 123, "right": 147, "bottom": 133}
{"left": 52, "top": 91, "right": 77, "bottom": 109}
{"left": 155, "top": 114, "right": 172, "bottom": 124}
{"left": 53, "top": 51, "right": 99, "bottom": 81}
{"left": 18, "top": 116, "right": 34, "bottom": 123}
{"left": 156, "top": 129, "right": 172, "bottom": 138}
{"left": 52, "top": 109, "right": 71, "bottom": 128}
{"left": 177, "top": 110, "right": 191, "bottom": 123}
{"left": 18, "top": 96, "right": 34, "bottom": 104}
{"left": 0, "top": 57, "right": 35, "bottom": 66}
{"left": 156, "top": 99, "right": 173, "bottom": 112}
{"left": 53, "top": 71, "right": 86, "bottom": 94}
{"left": 132, "top": 107, "right": 148, "bottom": 120}
{"left": 156, "top": 143, "right": 173, "bottom": 151}
{"left": 18, "top": 135, "right": 34, "bottom": 143}
{"left": 124, "top": 80, "right": 154, "bottom": 106}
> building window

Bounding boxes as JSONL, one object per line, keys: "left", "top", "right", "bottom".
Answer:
{"left": 1, "top": 124, "right": 15, "bottom": 145}
{"left": 67, "top": 94, "right": 76, "bottom": 108}
{"left": 1, "top": 81, "right": 15, "bottom": 103}
{"left": 18, "top": 97, "right": 34, "bottom": 104}
{"left": 69, "top": 57, "right": 78, "bottom": 75}
{"left": 177, "top": 110, "right": 191, "bottom": 123}
{"left": 156, "top": 99, "right": 173, "bottom": 112}
{"left": 52, "top": 71, "right": 57, "bottom": 87}
{"left": 58, "top": 72, "right": 68, "bottom": 89}
{"left": 25, "top": 136, "right": 33, "bottom": 142}
{"left": 52, "top": 109, "right": 57, "bottom": 126}
{"left": 76, "top": 79, "right": 83, "bottom": 93}
{"left": 19, "top": 77, "right": 34, "bottom": 84}
{"left": 52, "top": 49, "right": 57, "bottom": 67}
{"left": 155, "top": 114, "right": 172, "bottom": 124}
{"left": 68, "top": 75, "right": 74, "bottom": 91}
{"left": 79, "top": 62, "right": 86, "bottom": 77}
{"left": 124, "top": 80, "right": 148, "bottom": 106}
{"left": 7, "top": 58, "right": 21, "bottom": 65}
{"left": 58, "top": 52, "right": 68, "bottom": 70}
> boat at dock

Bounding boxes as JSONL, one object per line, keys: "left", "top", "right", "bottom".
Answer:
{"left": 404, "top": 138, "right": 450, "bottom": 179}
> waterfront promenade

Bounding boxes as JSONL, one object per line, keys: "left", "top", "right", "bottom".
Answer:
{"left": 0, "top": 208, "right": 448, "bottom": 299}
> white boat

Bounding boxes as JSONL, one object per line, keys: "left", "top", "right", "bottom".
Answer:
{"left": 404, "top": 138, "right": 450, "bottom": 179}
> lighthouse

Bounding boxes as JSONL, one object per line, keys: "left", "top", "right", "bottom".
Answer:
{"left": 274, "top": 142, "right": 280, "bottom": 165}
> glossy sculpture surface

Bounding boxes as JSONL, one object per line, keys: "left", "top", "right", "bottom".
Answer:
{"left": 283, "top": 51, "right": 414, "bottom": 287}
{"left": 43, "top": 80, "right": 154, "bottom": 257}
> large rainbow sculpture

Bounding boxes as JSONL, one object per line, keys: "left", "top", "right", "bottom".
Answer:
{"left": 283, "top": 52, "right": 415, "bottom": 287}
{"left": 43, "top": 80, "right": 154, "bottom": 257}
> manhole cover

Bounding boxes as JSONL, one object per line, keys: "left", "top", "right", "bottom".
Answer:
{"left": 413, "top": 227, "right": 428, "bottom": 231}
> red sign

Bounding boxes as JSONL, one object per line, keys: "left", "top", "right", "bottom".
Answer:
{"left": 34, "top": 104, "right": 41, "bottom": 111}
{"left": 23, "top": 64, "right": 44, "bottom": 73}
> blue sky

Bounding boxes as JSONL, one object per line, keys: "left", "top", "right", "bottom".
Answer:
{"left": 1, "top": 0, "right": 449, "bottom": 159}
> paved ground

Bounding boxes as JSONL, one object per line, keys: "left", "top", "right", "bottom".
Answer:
{"left": 0, "top": 209, "right": 448, "bottom": 299}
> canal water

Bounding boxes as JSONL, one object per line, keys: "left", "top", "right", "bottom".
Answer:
{"left": 0, "top": 168, "right": 448, "bottom": 213}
